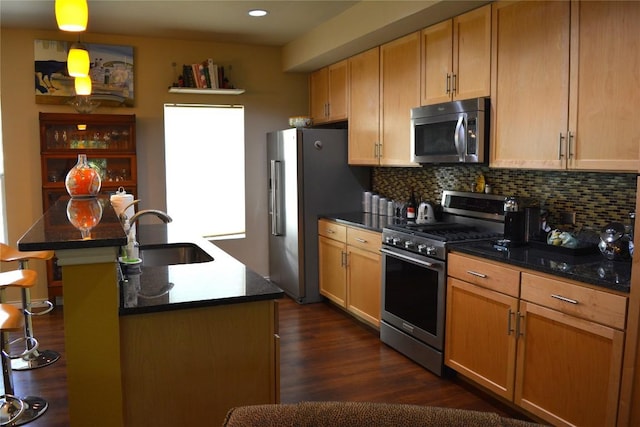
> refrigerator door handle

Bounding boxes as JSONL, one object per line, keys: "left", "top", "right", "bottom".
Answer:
{"left": 270, "top": 160, "right": 284, "bottom": 236}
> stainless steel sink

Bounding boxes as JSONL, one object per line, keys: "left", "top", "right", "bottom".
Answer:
{"left": 139, "top": 243, "right": 213, "bottom": 266}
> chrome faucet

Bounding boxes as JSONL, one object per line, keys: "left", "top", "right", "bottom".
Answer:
{"left": 128, "top": 209, "right": 173, "bottom": 226}
{"left": 121, "top": 209, "right": 172, "bottom": 261}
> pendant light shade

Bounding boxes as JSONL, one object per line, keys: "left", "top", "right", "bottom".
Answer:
{"left": 55, "top": 0, "right": 88, "bottom": 32}
{"left": 75, "top": 76, "right": 92, "bottom": 95}
{"left": 67, "top": 43, "right": 90, "bottom": 77}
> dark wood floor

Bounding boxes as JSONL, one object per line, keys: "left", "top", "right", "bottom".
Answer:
{"left": 10, "top": 296, "right": 526, "bottom": 426}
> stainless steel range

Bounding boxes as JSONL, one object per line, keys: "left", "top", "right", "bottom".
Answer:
{"left": 380, "top": 190, "right": 506, "bottom": 376}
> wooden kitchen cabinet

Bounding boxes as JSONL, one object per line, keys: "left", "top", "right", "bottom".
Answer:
{"left": 421, "top": 4, "right": 491, "bottom": 106}
{"left": 379, "top": 32, "right": 421, "bottom": 167}
{"left": 309, "top": 60, "right": 348, "bottom": 125}
{"left": 346, "top": 227, "right": 381, "bottom": 327}
{"left": 515, "top": 272, "right": 626, "bottom": 427}
{"left": 39, "top": 112, "right": 137, "bottom": 301}
{"left": 491, "top": 0, "right": 639, "bottom": 172}
{"left": 318, "top": 219, "right": 382, "bottom": 328}
{"left": 446, "top": 253, "right": 520, "bottom": 400}
{"left": 446, "top": 251, "right": 627, "bottom": 426}
{"left": 567, "top": 0, "right": 640, "bottom": 171}
{"left": 318, "top": 220, "right": 348, "bottom": 307}
{"left": 490, "top": 0, "right": 570, "bottom": 170}
{"left": 348, "top": 47, "right": 381, "bottom": 165}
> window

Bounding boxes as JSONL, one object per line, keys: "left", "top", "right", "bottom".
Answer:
{"left": 163, "top": 104, "right": 245, "bottom": 239}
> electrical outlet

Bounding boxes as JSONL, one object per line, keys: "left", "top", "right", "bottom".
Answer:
{"left": 560, "top": 211, "right": 576, "bottom": 225}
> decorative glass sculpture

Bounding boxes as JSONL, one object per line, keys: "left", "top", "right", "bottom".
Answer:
{"left": 65, "top": 153, "right": 101, "bottom": 197}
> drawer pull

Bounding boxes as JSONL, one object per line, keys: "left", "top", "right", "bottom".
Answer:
{"left": 355, "top": 238, "right": 367, "bottom": 243}
{"left": 551, "top": 294, "right": 578, "bottom": 305}
{"left": 327, "top": 229, "right": 335, "bottom": 234}
{"left": 466, "top": 270, "right": 487, "bottom": 278}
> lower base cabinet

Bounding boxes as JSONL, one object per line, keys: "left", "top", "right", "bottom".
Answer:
{"left": 446, "top": 252, "right": 626, "bottom": 427}
{"left": 120, "top": 300, "right": 279, "bottom": 426}
{"left": 318, "top": 219, "right": 381, "bottom": 328}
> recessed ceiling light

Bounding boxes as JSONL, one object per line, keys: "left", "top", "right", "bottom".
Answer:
{"left": 248, "top": 9, "right": 268, "bottom": 17}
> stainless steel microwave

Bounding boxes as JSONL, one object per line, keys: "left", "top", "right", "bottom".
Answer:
{"left": 410, "top": 97, "right": 489, "bottom": 164}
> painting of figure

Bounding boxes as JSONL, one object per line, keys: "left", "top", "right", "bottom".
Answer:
{"left": 34, "top": 39, "right": 134, "bottom": 107}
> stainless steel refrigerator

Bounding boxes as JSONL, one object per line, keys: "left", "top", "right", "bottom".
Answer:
{"left": 267, "top": 128, "right": 369, "bottom": 303}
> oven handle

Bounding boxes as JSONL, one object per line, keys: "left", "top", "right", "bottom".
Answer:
{"left": 380, "top": 248, "right": 439, "bottom": 268}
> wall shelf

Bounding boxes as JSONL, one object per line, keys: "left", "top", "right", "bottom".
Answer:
{"left": 168, "top": 87, "right": 245, "bottom": 95}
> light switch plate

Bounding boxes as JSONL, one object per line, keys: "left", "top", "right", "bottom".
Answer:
{"left": 560, "top": 211, "right": 576, "bottom": 225}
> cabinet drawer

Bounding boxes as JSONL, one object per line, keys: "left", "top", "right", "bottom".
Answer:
{"left": 347, "top": 227, "right": 381, "bottom": 253}
{"left": 521, "top": 272, "right": 627, "bottom": 329}
{"left": 448, "top": 252, "right": 520, "bottom": 298}
{"left": 318, "top": 219, "right": 346, "bottom": 242}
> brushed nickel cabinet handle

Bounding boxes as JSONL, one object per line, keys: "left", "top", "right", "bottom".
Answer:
{"left": 507, "top": 308, "right": 516, "bottom": 335}
{"left": 466, "top": 270, "right": 487, "bottom": 278}
{"left": 551, "top": 294, "right": 578, "bottom": 305}
{"left": 568, "top": 131, "right": 574, "bottom": 159}
{"left": 446, "top": 73, "right": 451, "bottom": 94}
{"left": 452, "top": 73, "right": 457, "bottom": 94}
{"left": 355, "top": 238, "right": 367, "bottom": 243}
{"left": 558, "top": 133, "right": 565, "bottom": 159}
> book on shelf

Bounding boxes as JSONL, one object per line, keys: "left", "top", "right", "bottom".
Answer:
{"left": 179, "top": 59, "right": 230, "bottom": 89}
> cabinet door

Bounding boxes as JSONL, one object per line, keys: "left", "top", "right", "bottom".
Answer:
{"left": 318, "top": 235, "right": 347, "bottom": 307}
{"left": 380, "top": 32, "right": 421, "bottom": 167}
{"left": 347, "top": 245, "right": 381, "bottom": 328}
{"left": 445, "top": 277, "right": 518, "bottom": 400}
{"left": 328, "top": 60, "right": 348, "bottom": 122}
{"left": 421, "top": 20, "right": 453, "bottom": 106}
{"left": 568, "top": 1, "right": 640, "bottom": 172}
{"left": 348, "top": 47, "right": 380, "bottom": 165}
{"left": 453, "top": 4, "right": 491, "bottom": 101}
{"left": 490, "top": 0, "right": 570, "bottom": 169}
{"left": 515, "top": 301, "right": 624, "bottom": 427}
{"left": 310, "top": 67, "right": 329, "bottom": 124}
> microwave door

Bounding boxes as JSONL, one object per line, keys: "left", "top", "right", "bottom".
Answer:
{"left": 453, "top": 115, "right": 465, "bottom": 162}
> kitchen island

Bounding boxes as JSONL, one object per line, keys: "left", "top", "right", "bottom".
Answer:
{"left": 17, "top": 197, "right": 283, "bottom": 426}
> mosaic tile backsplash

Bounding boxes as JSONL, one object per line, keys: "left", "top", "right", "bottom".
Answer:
{"left": 372, "top": 165, "right": 637, "bottom": 233}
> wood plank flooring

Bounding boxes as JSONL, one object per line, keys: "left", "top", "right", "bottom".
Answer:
{"left": 9, "top": 296, "right": 527, "bottom": 426}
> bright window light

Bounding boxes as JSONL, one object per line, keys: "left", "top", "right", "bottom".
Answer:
{"left": 164, "top": 104, "right": 245, "bottom": 240}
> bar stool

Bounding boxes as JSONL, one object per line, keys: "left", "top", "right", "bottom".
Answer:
{"left": 0, "top": 244, "right": 59, "bottom": 371}
{"left": 0, "top": 273, "right": 48, "bottom": 425}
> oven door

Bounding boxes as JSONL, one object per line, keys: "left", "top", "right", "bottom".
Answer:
{"left": 380, "top": 246, "right": 446, "bottom": 351}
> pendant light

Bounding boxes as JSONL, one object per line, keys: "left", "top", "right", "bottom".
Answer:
{"left": 55, "top": 0, "right": 88, "bottom": 32}
{"left": 67, "top": 42, "right": 90, "bottom": 77}
{"left": 74, "top": 76, "right": 92, "bottom": 95}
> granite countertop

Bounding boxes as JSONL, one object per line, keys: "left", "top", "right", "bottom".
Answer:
{"left": 18, "top": 196, "right": 127, "bottom": 251}
{"left": 119, "top": 224, "right": 284, "bottom": 315}
{"left": 17, "top": 197, "right": 283, "bottom": 315}
{"left": 321, "top": 212, "right": 631, "bottom": 294}
{"left": 449, "top": 241, "right": 631, "bottom": 294}
{"left": 321, "top": 212, "right": 403, "bottom": 232}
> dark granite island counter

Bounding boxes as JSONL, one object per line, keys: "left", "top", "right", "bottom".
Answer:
{"left": 18, "top": 197, "right": 283, "bottom": 426}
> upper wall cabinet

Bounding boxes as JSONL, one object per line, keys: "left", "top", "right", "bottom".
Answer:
{"left": 567, "top": 1, "right": 640, "bottom": 172}
{"left": 421, "top": 4, "right": 491, "bottom": 106}
{"left": 310, "top": 60, "right": 348, "bottom": 124}
{"left": 379, "top": 32, "right": 421, "bottom": 167}
{"left": 348, "top": 47, "right": 381, "bottom": 165}
{"left": 491, "top": 0, "right": 640, "bottom": 172}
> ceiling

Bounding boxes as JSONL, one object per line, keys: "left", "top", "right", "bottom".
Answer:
{"left": 1, "top": 1, "right": 490, "bottom": 71}
{"left": 0, "top": 1, "right": 360, "bottom": 46}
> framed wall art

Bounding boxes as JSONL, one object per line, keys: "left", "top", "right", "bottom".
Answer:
{"left": 34, "top": 39, "right": 134, "bottom": 107}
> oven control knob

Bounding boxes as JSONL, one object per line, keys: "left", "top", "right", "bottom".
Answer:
{"left": 392, "top": 237, "right": 402, "bottom": 246}
{"left": 425, "top": 246, "right": 437, "bottom": 256}
{"left": 404, "top": 241, "right": 415, "bottom": 250}
{"left": 417, "top": 244, "right": 428, "bottom": 253}
{"left": 384, "top": 236, "right": 394, "bottom": 244}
